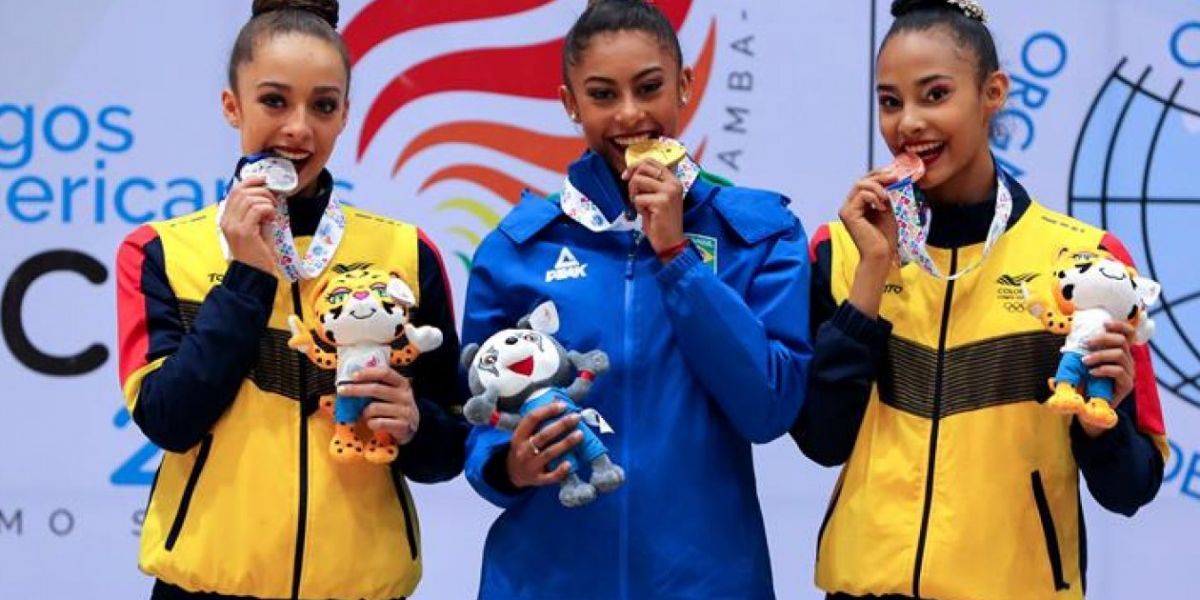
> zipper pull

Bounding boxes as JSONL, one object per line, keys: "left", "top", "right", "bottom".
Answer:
{"left": 626, "top": 231, "right": 642, "bottom": 279}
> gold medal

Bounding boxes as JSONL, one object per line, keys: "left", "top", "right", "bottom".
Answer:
{"left": 625, "top": 138, "right": 687, "bottom": 168}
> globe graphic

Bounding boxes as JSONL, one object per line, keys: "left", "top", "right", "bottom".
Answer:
{"left": 1069, "top": 58, "right": 1200, "bottom": 409}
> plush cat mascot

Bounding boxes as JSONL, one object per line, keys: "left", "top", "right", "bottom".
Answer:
{"left": 287, "top": 265, "right": 443, "bottom": 463}
{"left": 1026, "top": 248, "right": 1161, "bottom": 429}
{"left": 462, "top": 301, "right": 623, "bottom": 507}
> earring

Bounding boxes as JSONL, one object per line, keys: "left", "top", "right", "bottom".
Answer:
{"left": 680, "top": 96, "right": 689, "bottom": 107}
{"left": 570, "top": 112, "right": 580, "bottom": 122}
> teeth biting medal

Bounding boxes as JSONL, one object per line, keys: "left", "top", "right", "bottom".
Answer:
{"left": 237, "top": 155, "right": 299, "bottom": 195}
{"left": 624, "top": 137, "right": 687, "bottom": 169}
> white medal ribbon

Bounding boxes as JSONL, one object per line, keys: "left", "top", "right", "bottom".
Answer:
{"left": 559, "top": 147, "right": 701, "bottom": 233}
{"left": 886, "top": 174, "right": 1013, "bottom": 280}
{"left": 217, "top": 155, "right": 346, "bottom": 281}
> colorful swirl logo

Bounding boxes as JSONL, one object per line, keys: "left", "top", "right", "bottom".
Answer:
{"left": 342, "top": 0, "right": 717, "bottom": 272}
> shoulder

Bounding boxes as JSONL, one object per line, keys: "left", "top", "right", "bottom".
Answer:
{"left": 1020, "top": 201, "right": 1106, "bottom": 243}
{"left": 705, "top": 181, "right": 800, "bottom": 245}
{"left": 495, "top": 189, "right": 563, "bottom": 245}
{"left": 343, "top": 205, "right": 417, "bottom": 232}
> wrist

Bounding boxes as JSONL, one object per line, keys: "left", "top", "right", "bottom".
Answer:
{"left": 656, "top": 238, "right": 690, "bottom": 263}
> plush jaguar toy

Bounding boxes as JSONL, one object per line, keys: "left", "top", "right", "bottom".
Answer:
{"left": 287, "top": 265, "right": 443, "bottom": 463}
{"left": 462, "top": 301, "right": 624, "bottom": 507}
{"left": 1026, "top": 248, "right": 1161, "bottom": 429}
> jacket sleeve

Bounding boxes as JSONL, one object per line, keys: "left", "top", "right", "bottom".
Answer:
{"left": 116, "top": 225, "right": 277, "bottom": 453}
{"left": 394, "top": 232, "right": 470, "bottom": 483}
{"left": 1071, "top": 233, "right": 1169, "bottom": 516}
{"left": 789, "top": 227, "right": 892, "bottom": 466}
{"left": 654, "top": 212, "right": 813, "bottom": 443}
{"left": 460, "top": 235, "right": 532, "bottom": 508}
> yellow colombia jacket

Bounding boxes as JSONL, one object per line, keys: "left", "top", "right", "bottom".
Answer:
{"left": 116, "top": 180, "right": 464, "bottom": 600}
{"left": 801, "top": 181, "right": 1168, "bottom": 600}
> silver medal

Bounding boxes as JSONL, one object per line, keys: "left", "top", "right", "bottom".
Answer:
{"left": 239, "top": 156, "right": 299, "bottom": 195}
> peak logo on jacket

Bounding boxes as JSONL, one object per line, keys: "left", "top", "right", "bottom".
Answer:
{"left": 546, "top": 247, "right": 588, "bottom": 282}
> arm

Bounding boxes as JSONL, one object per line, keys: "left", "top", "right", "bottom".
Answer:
{"left": 460, "top": 237, "right": 535, "bottom": 508}
{"left": 393, "top": 232, "right": 470, "bottom": 484}
{"left": 1072, "top": 234, "right": 1169, "bottom": 515}
{"left": 789, "top": 228, "right": 892, "bottom": 466}
{"left": 116, "top": 226, "right": 277, "bottom": 453}
{"left": 655, "top": 216, "right": 813, "bottom": 443}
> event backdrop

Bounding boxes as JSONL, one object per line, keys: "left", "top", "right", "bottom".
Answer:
{"left": 1, "top": 1, "right": 1197, "bottom": 598}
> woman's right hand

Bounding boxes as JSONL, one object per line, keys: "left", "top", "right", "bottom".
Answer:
{"left": 219, "top": 175, "right": 278, "bottom": 275}
{"left": 839, "top": 171, "right": 899, "bottom": 265}
{"left": 506, "top": 401, "right": 583, "bottom": 489}
{"left": 839, "top": 172, "right": 900, "bottom": 318}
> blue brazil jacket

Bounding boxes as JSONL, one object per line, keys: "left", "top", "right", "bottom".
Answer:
{"left": 461, "top": 151, "right": 813, "bottom": 599}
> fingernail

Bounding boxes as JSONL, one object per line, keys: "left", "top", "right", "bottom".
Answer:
{"left": 555, "top": 401, "right": 566, "bottom": 411}
{"left": 572, "top": 431, "right": 583, "bottom": 440}
{"left": 569, "top": 414, "right": 581, "bottom": 423}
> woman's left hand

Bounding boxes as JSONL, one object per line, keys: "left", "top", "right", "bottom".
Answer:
{"left": 342, "top": 365, "right": 420, "bottom": 445}
{"left": 623, "top": 158, "right": 685, "bottom": 259}
{"left": 1080, "top": 321, "right": 1138, "bottom": 436}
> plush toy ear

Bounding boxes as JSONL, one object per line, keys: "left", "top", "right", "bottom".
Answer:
{"left": 387, "top": 274, "right": 417, "bottom": 307}
{"left": 524, "top": 301, "right": 560, "bottom": 335}
{"left": 461, "top": 343, "right": 481, "bottom": 370}
{"left": 1134, "top": 277, "right": 1161, "bottom": 308}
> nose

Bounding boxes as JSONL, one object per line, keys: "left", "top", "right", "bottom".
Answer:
{"left": 505, "top": 336, "right": 519, "bottom": 345}
{"left": 898, "top": 106, "right": 926, "bottom": 140}
{"left": 614, "top": 95, "right": 644, "bottom": 127}
{"left": 281, "top": 105, "right": 312, "bottom": 141}
{"left": 353, "top": 291, "right": 369, "bottom": 300}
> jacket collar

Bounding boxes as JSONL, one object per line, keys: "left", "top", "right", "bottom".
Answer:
{"left": 926, "top": 168, "right": 1031, "bottom": 249}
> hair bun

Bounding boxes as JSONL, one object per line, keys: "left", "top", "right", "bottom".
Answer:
{"left": 891, "top": 0, "right": 987, "bottom": 22}
{"left": 252, "top": 0, "right": 339, "bottom": 28}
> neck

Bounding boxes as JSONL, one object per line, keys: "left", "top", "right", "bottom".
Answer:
{"left": 923, "top": 148, "right": 996, "bottom": 207}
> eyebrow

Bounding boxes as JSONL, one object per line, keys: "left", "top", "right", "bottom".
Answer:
{"left": 583, "top": 66, "right": 664, "bottom": 86}
{"left": 876, "top": 73, "right": 952, "bottom": 92}
{"left": 256, "top": 81, "right": 344, "bottom": 95}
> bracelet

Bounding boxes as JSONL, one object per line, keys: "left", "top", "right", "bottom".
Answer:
{"left": 657, "top": 239, "right": 690, "bottom": 262}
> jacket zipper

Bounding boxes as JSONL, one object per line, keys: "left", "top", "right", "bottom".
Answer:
{"left": 290, "top": 281, "right": 310, "bottom": 600}
{"left": 619, "top": 230, "right": 641, "bottom": 599}
{"left": 911, "top": 249, "right": 957, "bottom": 598}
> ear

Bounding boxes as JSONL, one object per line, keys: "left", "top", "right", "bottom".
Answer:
{"left": 460, "top": 343, "right": 480, "bottom": 370}
{"left": 559, "top": 84, "right": 580, "bottom": 123}
{"left": 526, "top": 301, "right": 560, "bottom": 335}
{"left": 677, "top": 65, "right": 695, "bottom": 107}
{"left": 982, "top": 70, "right": 1009, "bottom": 120}
{"left": 1134, "top": 277, "right": 1161, "bottom": 307}
{"left": 387, "top": 274, "right": 417, "bottom": 307}
{"left": 221, "top": 88, "right": 241, "bottom": 129}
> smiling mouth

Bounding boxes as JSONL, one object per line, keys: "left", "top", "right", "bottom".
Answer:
{"left": 505, "top": 356, "right": 534, "bottom": 377}
{"left": 349, "top": 308, "right": 377, "bottom": 320}
{"left": 905, "top": 141, "right": 945, "bottom": 166}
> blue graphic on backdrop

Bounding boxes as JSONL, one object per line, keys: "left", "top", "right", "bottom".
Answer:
{"left": 1068, "top": 58, "right": 1200, "bottom": 409}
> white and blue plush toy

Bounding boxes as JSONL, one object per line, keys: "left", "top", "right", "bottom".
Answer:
{"left": 462, "top": 301, "right": 623, "bottom": 507}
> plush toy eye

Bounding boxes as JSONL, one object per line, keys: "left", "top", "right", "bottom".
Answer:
{"left": 370, "top": 282, "right": 388, "bottom": 298}
{"left": 326, "top": 287, "right": 350, "bottom": 305}
{"left": 523, "top": 332, "right": 539, "bottom": 343}
{"left": 482, "top": 355, "right": 497, "bottom": 366}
